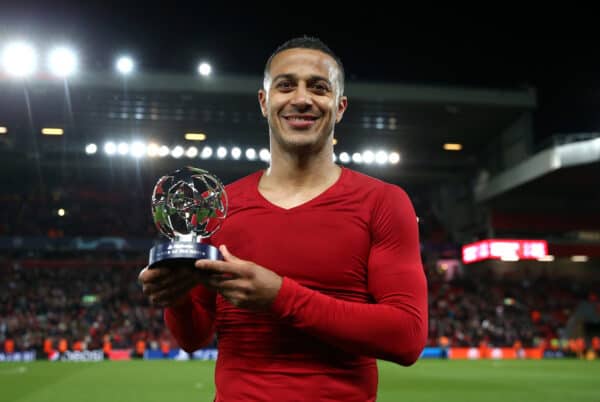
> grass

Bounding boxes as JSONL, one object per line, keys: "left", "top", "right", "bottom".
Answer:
{"left": 0, "top": 359, "right": 598, "bottom": 401}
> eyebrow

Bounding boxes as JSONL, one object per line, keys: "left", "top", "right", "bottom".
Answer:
{"left": 272, "top": 73, "right": 332, "bottom": 85}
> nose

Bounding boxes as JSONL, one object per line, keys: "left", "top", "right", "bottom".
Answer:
{"left": 290, "top": 83, "right": 313, "bottom": 109}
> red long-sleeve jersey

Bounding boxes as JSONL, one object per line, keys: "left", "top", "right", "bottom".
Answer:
{"left": 165, "top": 167, "right": 428, "bottom": 401}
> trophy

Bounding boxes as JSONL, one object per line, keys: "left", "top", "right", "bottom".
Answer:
{"left": 148, "top": 166, "right": 228, "bottom": 268}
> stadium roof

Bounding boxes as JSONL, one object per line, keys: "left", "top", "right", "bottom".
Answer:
{"left": 0, "top": 72, "right": 536, "bottom": 185}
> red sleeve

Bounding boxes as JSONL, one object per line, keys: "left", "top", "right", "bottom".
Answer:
{"left": 270, "top": 185, "right": 428, "bottom": 365}
{"left": 163, "top": 285, "right": 217, "bottom": 352}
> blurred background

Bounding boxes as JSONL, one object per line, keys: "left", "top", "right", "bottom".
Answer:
{"left": 1, "top": 3, "right": 599, "bottom": 401}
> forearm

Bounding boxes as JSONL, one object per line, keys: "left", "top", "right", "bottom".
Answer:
{"left": 270, "top": 277, "right": 428, "bottom": 365}
{"left": 164, "top": 286, "right": 216, "bottom": 352}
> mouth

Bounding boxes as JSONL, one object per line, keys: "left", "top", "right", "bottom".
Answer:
{"left": 282, "top": 115, "right": 319, "bottom": 129}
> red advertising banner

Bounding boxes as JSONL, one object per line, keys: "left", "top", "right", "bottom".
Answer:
{"left": 449, "top": 347, "right": 543, "bottom": 360}
{"left": 462, "top": 239, "right": 548, "bottom": 264}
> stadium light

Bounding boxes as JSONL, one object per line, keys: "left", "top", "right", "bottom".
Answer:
{"left": 41, "top": 128, "right": 64, "bottom": 136}
{"left": 158, "top": 145, "right": 170, "bottom": 157}
{"left": 57, "top": 208, "right": 66, "bottom": 217}
{"left": 362, "top": 150, "right": 375, "bottom": 164}
{"left": 245, "top": 148, "right": 257, "bottom": 160}
{"left": 171, "top": 146, "right": 184, "bottom": 158}
{"left": 352, "top": 152, "right": 363, "bottom": 164}
{"left": 259, "top": 148, "right": 270, "bottom": 162}
{"left": 48, "top": 47, "right": 78, "bottom": 77}
{"left": 388, "top": 152, "right": 400, "bottom": 164}
{"left": 198, "top": 62, "right": 212, "bottom": 76}
{"left": 231, "top": 147, "right": 242, "bottom": 160}
{"left": 116, "top": 56, "right": 134, "bottom": 75}
{"left": 104, "top": 142, "right": 117, "bottom": 155}
{"left": 186, "top": 146, "right": 198, "bottom": 158}
{"left": 147, "top": 143, "right": 160, "bottom": 157}
{"left": 216, "top": 146, "right": 227, "bottom": 159}
{"left": 201, "top": 146, "right": 213, "bottom": 159}
{"left": 117, "top": 142, "right": 129, "bottom": 155}
{"left": 444, "top": 143, "right": 463, "bottom": 151}
{"left": 130, "top": 141, "right": 146, "bottom": 158}
{"left": 85, "top": 143, "right": 97, "bottom": 154}
{"left": 185, "top": 133, "right": 207, "bottom": 141}
{"left": 1, "top": 41, "right": 37, "bottom": 77}
{"left": 339, "top": 152, "right": 350, "bottom": 164}
{"left": 0, "top": 126, "right": 7, "bottom": 134}
{"left": 571, "top": 255, "right": 589, "bottom": 262}
{"left": 375, "top": 150, "right": 388, "bottom": 165}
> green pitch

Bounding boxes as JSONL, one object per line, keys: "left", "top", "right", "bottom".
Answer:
{"left": 0, "top": 359, "right": 598, "bottom": 402}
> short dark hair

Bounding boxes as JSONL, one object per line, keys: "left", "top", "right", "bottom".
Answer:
{"left": 264, "top": 36, "right": 345, "bottom": 96}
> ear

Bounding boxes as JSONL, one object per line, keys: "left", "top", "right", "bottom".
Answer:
{"left": 335, "top": 96, "right": 348, "bottom": 123}
{"left": 258, "top": 89, "right": 268, "bottom": 117}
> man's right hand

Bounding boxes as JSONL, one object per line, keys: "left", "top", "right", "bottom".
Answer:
{"left": 138, "top": 265, "right": 213, "bottom": 308}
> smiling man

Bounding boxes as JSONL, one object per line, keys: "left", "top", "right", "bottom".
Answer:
{"left": 139, "top": 36, "right": 428, "bottom": 401}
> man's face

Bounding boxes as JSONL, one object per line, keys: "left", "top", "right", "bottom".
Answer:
{"left": 259, "top": 48, "right": 347, "bottom": 154}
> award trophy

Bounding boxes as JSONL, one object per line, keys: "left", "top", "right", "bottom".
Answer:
{"left": 148, "top": 166, "right": 228, "bottom": 268}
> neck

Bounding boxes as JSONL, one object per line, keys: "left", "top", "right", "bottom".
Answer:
{"left": 262, "top": 139, "right": 340, "bottom": 189}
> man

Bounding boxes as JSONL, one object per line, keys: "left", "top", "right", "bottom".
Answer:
{"left": 139, "top": 36, "right": 428, "bottom": 401}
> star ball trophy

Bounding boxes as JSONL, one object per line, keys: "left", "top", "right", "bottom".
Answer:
{"left": 149, "top": 166, "right": 228, "bottom": 268}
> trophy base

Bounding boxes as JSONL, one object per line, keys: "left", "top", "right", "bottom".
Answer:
{"left": 148, "top": 241, "right": 222, "bottom": 268}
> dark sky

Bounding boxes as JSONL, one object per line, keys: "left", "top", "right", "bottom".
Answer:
{"left": 2, "top": 2, "right": 599, "bottom": 143}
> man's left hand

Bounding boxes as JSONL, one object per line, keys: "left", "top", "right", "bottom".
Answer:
{"left": 195, "top": 245, "right": 283, "bottom": 310}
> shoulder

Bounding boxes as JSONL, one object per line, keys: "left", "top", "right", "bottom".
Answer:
{"left": 223, "top": 171, "right": 262, "bottom": 197}
{"left": 342, "top": 168, "right": 411, "bottom": 204}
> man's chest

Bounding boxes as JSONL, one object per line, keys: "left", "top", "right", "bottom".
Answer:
{"left": 212, "top": 206, "right": 372, "bottom": 293}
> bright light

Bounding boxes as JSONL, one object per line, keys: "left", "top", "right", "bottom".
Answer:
{"left": 362, "top": 150, "right": 375, "bottom": 164}
{"left": 41, "top": 128, "right": 63, "bottom": 135}
{"left": 201, "top": 146, "right": 213, "bottom": 159}
{"left": 1, "top": 41, "right": 37, "bottom": 77}
{"left": 259, "top": 148, "right": 270, "bottom": 162}
{"left": 185, "top": 133, "right": 207, "bottom": 141}
{"left": 198, "top": 62, "right": 212, "bottom": 76}
{"left": 57, "top": 208, "right": 66, "bottom": 217}
{"left": 186, "top": 146, "right": 198, "bottom": 158}
{"left": 116, "top": 56, "right": 134, "bottom": 75}
{"left": 0, "top": 126, "right": 7, "bottom": 134}
{"left": 332, "top": 153, "right": 337, "bottom": 162}
{"left": 147, "top": 143, "right": 160, "bottom": 157}
{"left": 389, "top": 152, "right": 400, "bottom": 164}
{"left": 246, "top": 148, "right": 257, "bottom": 160}
{"left": 375, "top": 150, "right": 388, "bottom": 165}
{"left": 537, "top": 255, "right": 555, "bottom": 262}
{"left": 352, "top": 152, "right": 363, "bottom": 164}
{"left": 444, "top": 143, "right": 463, "bottom": 151}
{"left": 48, "top": 47, "right": 78, "bottom": 77}
{"left": 231, "top": 147, "right": 241, "bottom": 159}
{"left": 158, "top": 145, "right": 170, "bottom": 157}
{"left": 333, "top": 138, "right": 338, "bottom": 145}
{"left": 571, "top": 255, "right": 589, "bottom": 262}
{"left": 217, "top": 146, "right": 227, "bottom": 159}
{"left": 339, "top": 152, "right": 350, "bottom": 164}
{"left": 117, "top": 142, "right": 129, "bottom": 155}
{"left": 104, "top": 142, "right": 117, "bottom": 155}
{"left": 171, "top": 146, "right": 184, "bottom": 158}
{"left": 130, "top": 141, "right": 146, "bottom": 158}
{"left": 85, "top": 143, "right": 97, "bottom": 154}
